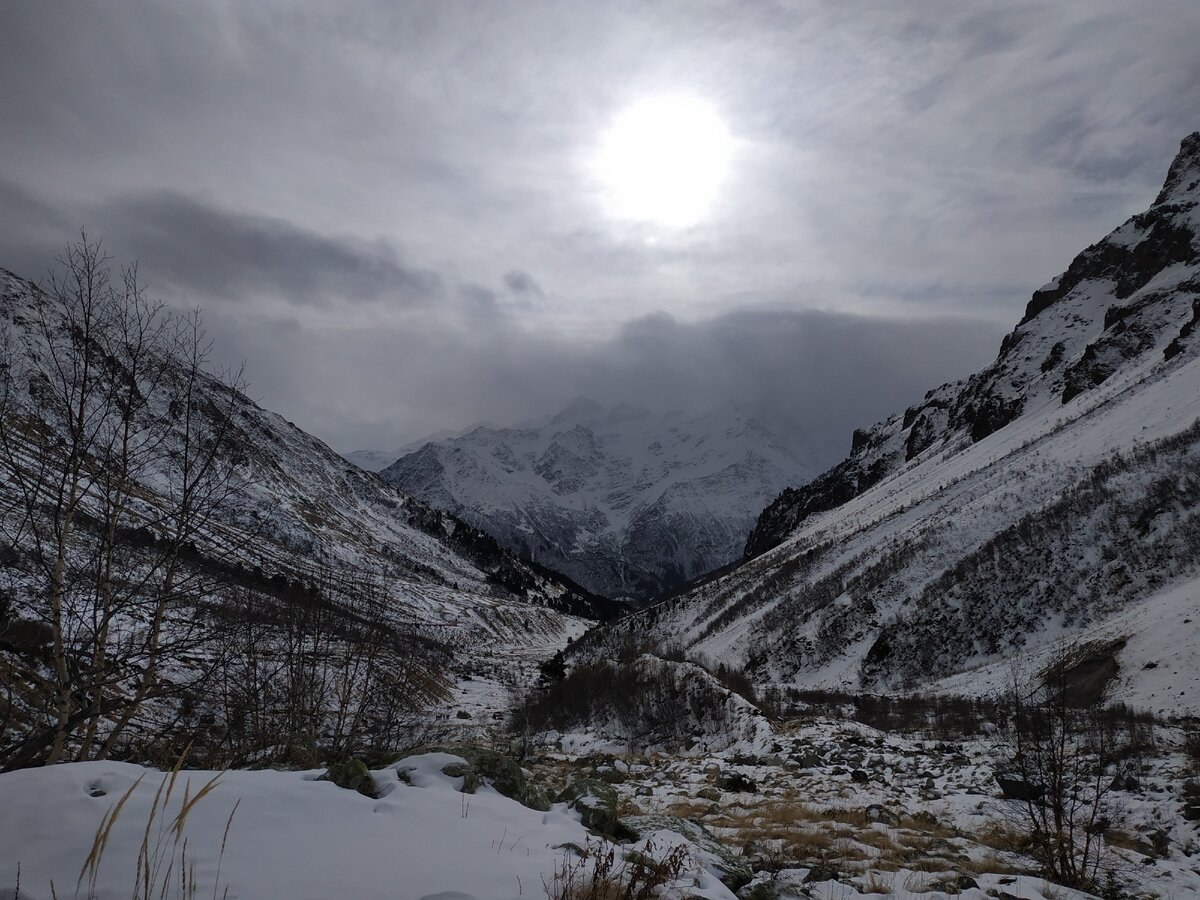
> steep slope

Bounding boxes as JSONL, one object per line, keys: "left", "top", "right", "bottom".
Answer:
{"left": 581, "top": 133, "right": 1200, "bottom": 715}
{"left": 379, "top": 399, "right": 822, "bottom": 600}
{"left": 0, "top": 266, "right": 607, "bottom": 682}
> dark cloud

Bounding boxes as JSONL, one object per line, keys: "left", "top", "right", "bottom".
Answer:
{"left": 196, "top": 297, "right": 1003, "bottom": 455}
{"left": 503, "top": 269, "right": 545, "bottom": 298}
{"left": 1, "top": 1, "right": 1198, "bottom": 454}
{"left": 90, "top": 191, "right": 442, "bottom": 308}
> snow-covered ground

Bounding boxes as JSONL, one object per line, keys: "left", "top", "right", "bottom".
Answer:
{"left": 0, "top": 753, "right": 736, "bottom": 900}
{"left": 8, "top": 711, "right": 1191, "bottom": 900}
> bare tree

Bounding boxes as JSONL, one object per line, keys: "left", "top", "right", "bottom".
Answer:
{"left": 0, "top": 234, "right": 245, "bottom": 768}
{"left": 999, "top": 648, "right": 1143, "bottom": 891}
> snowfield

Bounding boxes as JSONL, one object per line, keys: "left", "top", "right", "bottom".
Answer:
{"left": 0, "top": 754, "right": 737, "bottom": 900}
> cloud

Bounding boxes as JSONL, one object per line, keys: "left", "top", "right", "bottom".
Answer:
{"left": 91, "top": 191, "right": 442, "bottom": 308}
{"left": 503, "top": 269, "right": 545, "bottom": 298}
{"left": 197, "top": 297, "right": 1004, "bottom": 455}
{"left": 1, "top": 1, "right": 1197, "bottom": 455}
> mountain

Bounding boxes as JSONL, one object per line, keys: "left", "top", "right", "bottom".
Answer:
{"left": 379, "top": 399, "right": 824, "bottom": 601}
{"left": 0, "top": 265, "right": 609, "bottom": 682}
{"left": 344, "top": 426, "right": 476, "bottom": 473}
{"left": 578, "top": 132, "right": 1200, "bottom": 715}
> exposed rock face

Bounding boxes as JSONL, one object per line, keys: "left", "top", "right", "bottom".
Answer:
{"left": 582, "top": 134, "right": 1200, "bottom": 714}
{"left": 381, "top": 401, "right": 822, "bottom": 601}
{"left": 747, "top": 132, "right": 1200, "bottom": 560}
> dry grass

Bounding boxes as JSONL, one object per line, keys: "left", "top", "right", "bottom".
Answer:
{"left": 542, "top": 839, "right": 689, "bottom": 900}
{"left": 972, "top": 820, "right": 1028, "bottom": 854}
{"left": 960, "top": 850, "right": 1026, "bottom": 877}
{"left": 68, "top": 753, "right": 237, "bottom": 900}
{"left": 862, "top": 870, "right": 895, "bottom": 894}
{"left": 664, "top": 799, "right": 713, "bottom": 819}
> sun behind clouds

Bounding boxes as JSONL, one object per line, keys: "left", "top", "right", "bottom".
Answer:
{"left": 593, "top": 94, "right": 733, "bottom": 229}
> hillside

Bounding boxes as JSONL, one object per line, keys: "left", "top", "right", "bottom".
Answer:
{"left": 578, "top": 132, "right": 1200, "bottom": 715}
{"left": 0, "top": 265, "right": 608, "bottom": 765}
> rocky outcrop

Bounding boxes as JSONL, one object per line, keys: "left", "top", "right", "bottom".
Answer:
{"left": 745, "top": 132, "right": 1200, "bottom": 560}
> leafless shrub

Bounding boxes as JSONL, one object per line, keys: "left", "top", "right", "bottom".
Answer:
{"left": 998, "top": 653, "right": 1139, "bottom": 892}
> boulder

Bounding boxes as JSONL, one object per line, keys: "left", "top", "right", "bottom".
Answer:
{"left": 624, "top": 814, "right": 752, "bottom": 891}
{"left": 324, "top": 758, "right": 376, "bottom": 798}
{"left": 995, "top": 773, "right": 1045, "bottom": 802}
{"left": 556, "top": 778, "right": 636, "bottom": 840}
{"left": 718, "top": 772, "right": 758, "bottom": 793}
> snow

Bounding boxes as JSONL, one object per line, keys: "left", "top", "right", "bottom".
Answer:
{"left": 0, "top": 754, "right": 738, "bottom": 900}
{"left": 378, "top": 398, "right": 829, "bottom": 599}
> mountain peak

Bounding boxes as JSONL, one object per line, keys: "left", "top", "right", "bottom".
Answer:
{"left": 1155, "top": 131, "right": 1200, "bottom": 206}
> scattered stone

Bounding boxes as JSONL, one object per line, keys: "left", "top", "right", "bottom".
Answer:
{"left": 803, "top": 863, "right": 840, "bottom": 884}
{"left": 864, "top": 804, "right": 900, "bottom": 826}
{"left": 324, "top": 758, "right": 376, "bottom": 798}
{"left": 850, "top": 769, "right": 870, "bottom": 784}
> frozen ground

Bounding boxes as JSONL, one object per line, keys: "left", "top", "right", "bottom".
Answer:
{"left": 4, "top": 716, "right": 1196, "bottom": 900}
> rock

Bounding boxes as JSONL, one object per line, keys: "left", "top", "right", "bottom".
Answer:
{"left": 324, "top": 758, "right": 376, "bottom": 798}
{"left": 850, "top": 769, "right": 870, "bottom": 784}
{"left": 1183, "top": 780, "right": 1200, "bottom": 821}
{"left": 995, "top": 773, "right": 1045, "bottom": 802}
{"left": 803, "top": 863, "right": 840, "bottom": 884}
{"left": 864, "top": 804, "right": 900, "bottom": 826}
{"left": 454, "top": 709, "right": 471, "bottom": 719}
{"left": 597, "top": 767, "right": 627, "bottom": 785}
{"left": 556, "top": 778, "right": 635, "bottom": 840}
{"left": 696, "top": 786, "right": 722, "bottom": 801}
{"left": 718, "top": 772, "right": 758, "bottom": 793}
{"left": 794, "top": 752, "right": 823, "bottom": 769}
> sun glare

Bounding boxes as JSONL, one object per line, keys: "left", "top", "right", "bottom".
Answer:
{"left": 594, "top": 94, "right": 733, "bottom": 229}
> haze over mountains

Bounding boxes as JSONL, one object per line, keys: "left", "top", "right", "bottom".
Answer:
{"left": 575, "top": 132, "right": 1200, "bottom": 715}
{"left": 374, "top": 399, "right": 829, "bottom": 601}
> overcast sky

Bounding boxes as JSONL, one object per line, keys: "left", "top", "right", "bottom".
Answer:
{"left": 2, "top": 2, "right": 1198, "bottom": 456}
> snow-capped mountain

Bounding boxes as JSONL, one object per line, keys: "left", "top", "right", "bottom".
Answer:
{"left": 379, "top": 399, "right": 823, "bottom": 601}
{"left": 579, "top": 132, "right": 1200, "bottom": 715}
{"left": 0, "top": 266, "right": 608, "bottom": 679}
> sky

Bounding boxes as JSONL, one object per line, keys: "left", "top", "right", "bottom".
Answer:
{"left": 1, "top": 1, "right": 1198, "bottom": 456}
